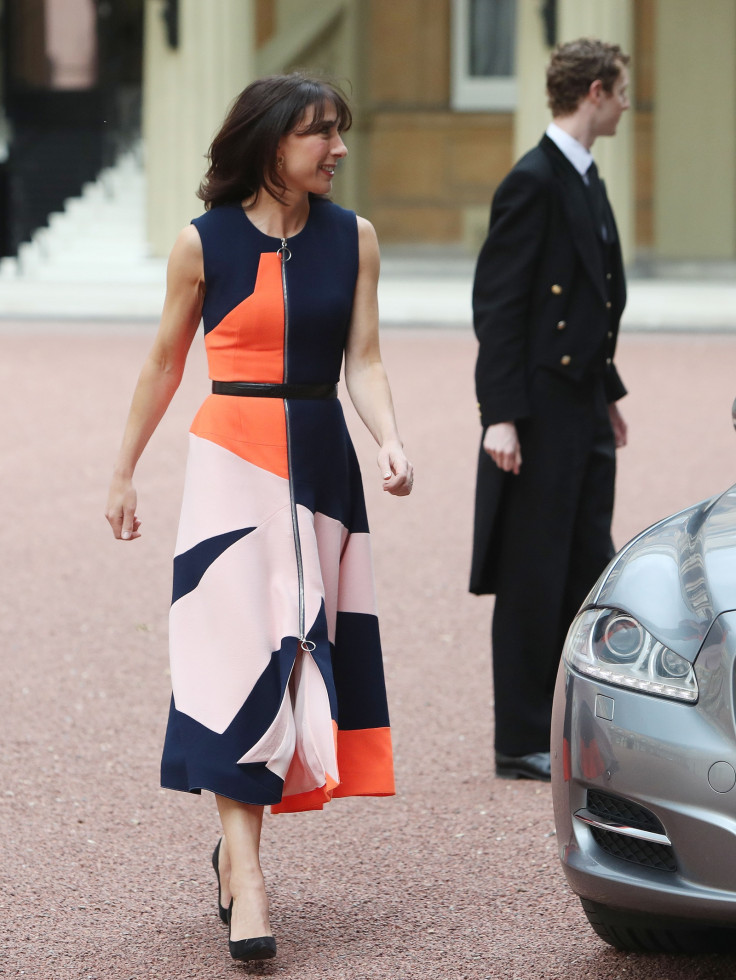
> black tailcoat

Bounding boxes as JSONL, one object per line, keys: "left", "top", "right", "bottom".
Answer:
{"left": 470, "top": 135, "right": 626, "bottom": 596}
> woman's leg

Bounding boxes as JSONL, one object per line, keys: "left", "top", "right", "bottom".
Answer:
{"left": 215, "top": 795, "right": 272, "bottom": 940}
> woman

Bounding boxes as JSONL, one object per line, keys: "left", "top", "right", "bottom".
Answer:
{"left": 105, "top": 73, "right": 412, "bottom": 963}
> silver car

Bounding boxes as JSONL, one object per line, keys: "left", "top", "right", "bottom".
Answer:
{"left": 551, "top": 433, "right": 736, "bottom": 953}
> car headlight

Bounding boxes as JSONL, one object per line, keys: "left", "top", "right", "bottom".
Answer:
{"left": 564, "top": 608, "right": 698, "bottom": 703}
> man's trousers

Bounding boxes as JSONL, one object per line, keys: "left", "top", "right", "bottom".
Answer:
{"left": 490, "top": 369, "right": 617, "bottom": 756}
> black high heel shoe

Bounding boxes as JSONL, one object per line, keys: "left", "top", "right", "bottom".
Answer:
{"left": 227, "top": 900, "right": 277, "bottom": 962}
{"left": 211, "top": 839, "right": 229, "bottom": 925}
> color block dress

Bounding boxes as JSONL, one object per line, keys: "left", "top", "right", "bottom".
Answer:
{"left": 160, "top": 198, "right": 395, "bottom": 813}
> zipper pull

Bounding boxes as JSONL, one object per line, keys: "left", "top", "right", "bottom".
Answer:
{"left": 277, "top": 237, "right": 291, "bottom": 262}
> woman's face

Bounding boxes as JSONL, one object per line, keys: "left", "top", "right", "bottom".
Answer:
{"left": 276, "top": 101, "right": 348, "bottom": 198}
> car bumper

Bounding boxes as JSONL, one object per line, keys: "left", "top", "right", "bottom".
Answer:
{"left": 551, "top": 610, "right": 736, "bottom": 925}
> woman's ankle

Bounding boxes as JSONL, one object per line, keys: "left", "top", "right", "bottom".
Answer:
{"left": 229, "top": 887, "right": 272, "bottom": 940}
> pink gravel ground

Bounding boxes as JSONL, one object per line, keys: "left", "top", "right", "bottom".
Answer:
{"left": 3, "top": 323, "right": 736, "bottom": 979}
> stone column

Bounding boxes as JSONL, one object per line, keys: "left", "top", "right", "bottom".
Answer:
{"left": 513, "top": 0, "right": 552, "bottom": 164}
{"left": 654, "top": 0, "right": 736, "bottom": 259}
{"left": 514, "top": 0, "right": 634, "bottom": 260}
{"left": 143, "top": 0, "right": 255, "bottom": 257}
{"left": 334, "top": 0, "right": 368, "bottom": 217}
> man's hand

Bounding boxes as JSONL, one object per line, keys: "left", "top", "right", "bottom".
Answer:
{"left": 609, "top": 402, "right": 627, "bottom": 448}
{"left": 483, "top": 421, "right": 522, "bottom": 474}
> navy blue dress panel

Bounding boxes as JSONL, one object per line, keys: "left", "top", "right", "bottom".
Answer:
{"left": 283, "top": 198, "right": 359, "bottom": 384}
{"left": 289, "top": 399, "right": 370, "bottom": 533}
{"left": 191, "top": 204, "right": 260, "bottom": 335}
{"left": 161, "top": 636, "right": 301, "bottom": 804}
{"left": 332, "top": 613, "right": 390, "bottom": 730}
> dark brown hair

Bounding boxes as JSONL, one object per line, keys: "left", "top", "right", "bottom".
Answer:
{"left": 546, "top": 38, "right": 630, "bottom": 117}
{"left": 198, "top": 72, "right": 352, "bottom": 209}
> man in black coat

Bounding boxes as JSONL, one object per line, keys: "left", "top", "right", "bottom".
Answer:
{"left": 470, "top": 39, "right": 630, "bottom": 781}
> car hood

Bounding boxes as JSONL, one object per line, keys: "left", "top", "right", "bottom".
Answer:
{"left": 589, "top": 484, "right": 736, "bottom": 662}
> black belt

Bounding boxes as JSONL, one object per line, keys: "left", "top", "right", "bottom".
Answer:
{"left": 212, "top": 381, "right": 337, "bottom": 399}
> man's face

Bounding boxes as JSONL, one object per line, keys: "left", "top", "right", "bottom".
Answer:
{"left": 595, "top": 63, "right": 630, "bottom": 137}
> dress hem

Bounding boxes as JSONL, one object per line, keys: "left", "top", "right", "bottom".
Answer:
{"left": 160, "top": 779, "right": 396, "bottom": 813}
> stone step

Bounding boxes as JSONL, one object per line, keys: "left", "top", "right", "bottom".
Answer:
{"left": 0, "top": 142, "right": 163, "bottom": 289}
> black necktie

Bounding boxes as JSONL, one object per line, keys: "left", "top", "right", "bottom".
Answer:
{"left": 585, "top": 161, "right": 610, "bottom": 242}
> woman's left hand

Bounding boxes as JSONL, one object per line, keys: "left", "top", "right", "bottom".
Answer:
{"left": 378, "top": 441, "right": 413, "bottom": 496}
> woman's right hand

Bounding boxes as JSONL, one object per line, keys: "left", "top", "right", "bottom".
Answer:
{"left": 106, "top": 474, "right": 142, "bottom": 540}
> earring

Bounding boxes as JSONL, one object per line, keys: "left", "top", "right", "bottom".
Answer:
{"left": 277, "top": 156, "right": 284, "bottom": 170}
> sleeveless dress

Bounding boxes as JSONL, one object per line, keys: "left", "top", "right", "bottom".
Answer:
{"left": 159, "top": 198, "right": 395, "bottom": 813}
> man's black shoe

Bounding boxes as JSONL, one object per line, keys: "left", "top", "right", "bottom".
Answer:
{"left": 495, "top": 751, "right": 551, "bottom": 782}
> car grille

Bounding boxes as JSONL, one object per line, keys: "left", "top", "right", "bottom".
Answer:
{"left": 590, "top": 826, "right": 678, "bottom": 872}
{"left": 586, "top": 790, "right": 678, "bottom": 873}
{"left": 587, "top": 790, "right": 666, "bottom": 835}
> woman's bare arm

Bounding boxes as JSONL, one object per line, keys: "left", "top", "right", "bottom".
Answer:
{"left": 344, "top": 217, "right": 413, "bottom": 496}
{"left": 105, "top": 225, "right": 205, "bottom": 539}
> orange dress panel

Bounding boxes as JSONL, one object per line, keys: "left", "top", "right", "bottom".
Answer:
{"left": 270, "top": 726, "right": 395, "bottom": 814}
{"left": 204, "top": 253, "right": 285, "bottom": 383}
{"left": 190, "top": 253, "right": 289, "bottom": 479}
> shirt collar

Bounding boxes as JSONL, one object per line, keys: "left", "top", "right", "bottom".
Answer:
{"left": 545, "top": 122, "right": 593, "bottom": 177}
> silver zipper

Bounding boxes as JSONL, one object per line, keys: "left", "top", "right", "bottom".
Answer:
{"left": 279, "top": 238, "right": 313, "bottom": 654}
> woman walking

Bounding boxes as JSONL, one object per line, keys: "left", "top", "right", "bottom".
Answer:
{"left": 105, "top": 73, "right": 412, "bottom": 962}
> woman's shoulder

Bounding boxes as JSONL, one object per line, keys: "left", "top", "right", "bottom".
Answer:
{"left": 167, "top": 224, "right": 204, "bottom": 285}
{"left": 308, "top": 198, "right": 360, "bottom": 277}
{"left": 189, "top": 204, "right": 248, "bottom": 281}
{"left": 309, "top": 196, "right": 357, "bottom": 229}
{"left": 191, "top": 202, "right": 243, "bottom": 233}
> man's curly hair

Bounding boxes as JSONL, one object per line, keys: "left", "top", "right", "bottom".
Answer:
{"left": 546, "top": 38, "right": 630, "bottom": 117}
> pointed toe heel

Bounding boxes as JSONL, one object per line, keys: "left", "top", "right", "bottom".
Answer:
{"left": 227, "top": 899, "right": 276, "bottom": 961}
{"left": 211, "top": 839, "right": 229, "bottom": 924}
{"left": 229, "top": 935, "right": 277, "bottom": 962}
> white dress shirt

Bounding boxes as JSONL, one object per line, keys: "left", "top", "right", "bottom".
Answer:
{"left": 545, "top": 122, "right": 593, "bottom": 179}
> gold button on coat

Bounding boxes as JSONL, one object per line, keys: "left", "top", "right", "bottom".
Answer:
{"left": 551, "top": 284, "right": 563, "bottom": 295}
{"left": 606, "top": 357, "right": 612, "bottom": 365}
{"left": 560, "top": 355, "right": 571, "bottom": 366}
{"left": 607, "top": 331, "right": 613, "bottom": 338}
{"left": 557, "top": 320, "right": 566, "bottom": 330}
{"left": 606, "top": 272, "right": 612, "bottom": 280}
{"left": 605, "top": 300, "right": 612, "bottom": 309}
